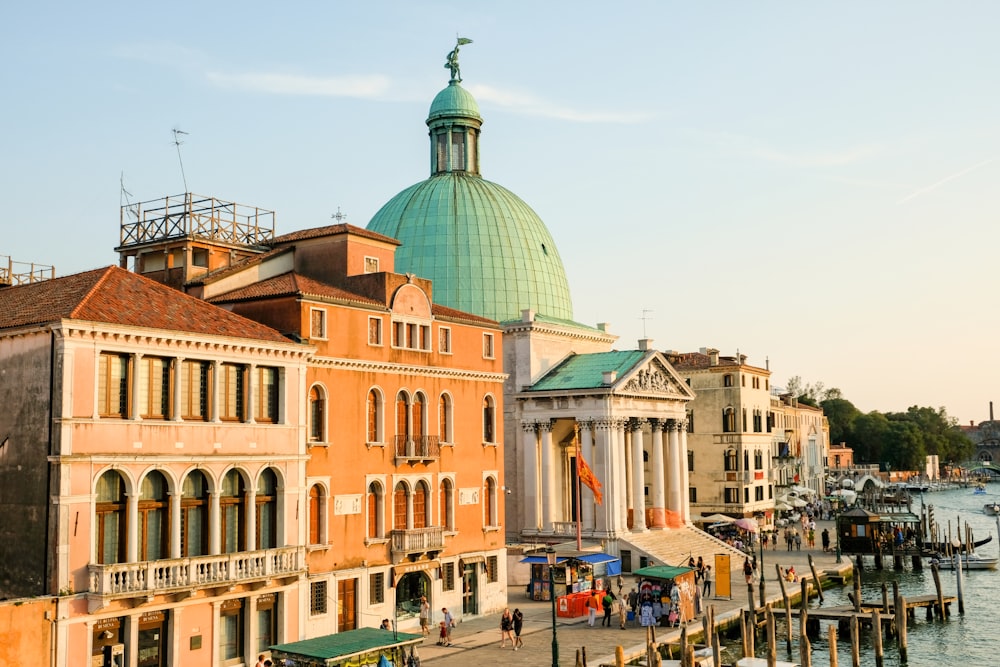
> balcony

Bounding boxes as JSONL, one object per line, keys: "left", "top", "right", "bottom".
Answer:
{"left": 394, "top": 435, "right": 441, "bottom": 464}
{"left": 390, "top": 526, "right": 445, "bottom": 561}
{"left": 88, "top": 546, "right": 305, "bottom": 611}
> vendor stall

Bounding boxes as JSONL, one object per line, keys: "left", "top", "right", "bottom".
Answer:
{"left": 519, "top": 551, "right": 620, "bottom": 601}
{"left": 632, "top": 565, "right": 696, "bottom": 627}
{"left": 270, "top": 627, "right": 422, "bottom": 667}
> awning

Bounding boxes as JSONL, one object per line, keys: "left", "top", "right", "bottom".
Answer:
{"left": 460, "top": 554, "right": 486, "bottom": 568}
{"left": 632, "top": 565, "right": 694, "bottom": 581}
{"left": 271, "top": 627, "right": 422, "bottom": 666}
{"left": 392, "top": 559, "right": 440, "bottom": 585}
{"left": 519, "top": 555, "right": 570, "bottom": 564}
{"left": 575, "top": 553, "right": 618, "bottom": 565}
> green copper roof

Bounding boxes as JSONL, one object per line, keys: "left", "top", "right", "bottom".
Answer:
{"left": 366, "top": 52, "right": 574, "bottom": 323}
{"left": 529, "top": 350, "right": 646, "bottom": 391}
{"left": 271, "top": 627, "right": 421, "bottom": 661}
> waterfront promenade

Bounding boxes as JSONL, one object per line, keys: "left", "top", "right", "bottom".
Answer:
{"left": 419, "top": 520, "right": 852, "bottom": 667}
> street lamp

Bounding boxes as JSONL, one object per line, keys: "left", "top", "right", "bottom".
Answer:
{"left": 546, "top": 547, "right": 559, "bottom": 667}
{"left": 758, "top": 529, "right": 766, "bottom": 603}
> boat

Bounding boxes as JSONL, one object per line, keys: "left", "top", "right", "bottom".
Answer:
{"left": 921, "top": 533, "right": 992, "bottom": 556}
{"left": 973, "top": 483, "right": 987, "bottom": 495}
{"left": 985, "top": 502, "right": 1000, "bottom": 516}
{"left": 933, "top": 552, "right": 999, "bottom": 570}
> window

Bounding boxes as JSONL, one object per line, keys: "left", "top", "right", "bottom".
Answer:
{"left": 256, "top": 594, "right": 277, "bottom": 656}
{"left": 482, "top": 396, "right": 496, "bottom": 444}
{"left": 766, "top": 411, "right": 774, "bottom": 433}
{"left": 395, "top": 393, "right": 410, "bottom": 453}
{"left": 724, "top": 487, "right": 740, "bottom": 503}
{"left": 368, "top": 317, "right": 383, "bottom": 346}
{"left": 370, "top": 572, "right": 385, "bottom": 604}
{"left": 139, "top": 356, "right": 170, "bottom": 419}
{"left": 439, "top": 327, "right": 452, "bottom": 353}
{"left": 724, "top": 449, "right": 738, "bottom": 472}
{"left": 412, "top": 393, "right": 426, "bottom": 445}
{"left": 723, "top": 374, "right": 733, "bottom": 388}
{"left": 310, "top": 308, "right": 327, "bottom": 339}
{"left": 486, "top": 555, "right": 499, "bottom": 583}
{"left": 686, "top": 410, "right": 694, "bottom": 433}
{"left": 98, "top": 353, "right": 129, "bottom": 417}
{"left": 138, "top": 471, "right": 170, "bottom": 561}
{"left": 484, "top": 477, "right": 498, "bottom": 527}
{"left": 180, "top": 360, "right": 210, "bottom": 420}
{"left": 393, "top": 483, "right": 408, "bottom": 530}
{"left": 219, "top": 599, "right": 245, "bottom": 666}
{"left": 483, "top": 333, "right": 495, "bottom": 359}
{"left": 310, "top": 580, "right": 328, "bottom": 615}
{"left": 309, "top": 386, "right": 326, "bottom": 442}
{"left": 689, "top": 487, "right": 697, "bottom": 503}
{"left": 367, "top": 481, "right": 384, "bottom": 539}
{"left": 413, "top": 481, "right": 428, "bottom": 529}
{"left": 219, "top": 364, "right": 246, "bottom": 422}
{"left": 364, "top": 256, "right": 379, "bottom": 274}
{"left": 722, "top": 408, "right": 736, "bottom": 433}
{"left": 687, "top": 450, "right": 694, "bottom": 472}
{"left": 181, "top": 470, "right": 209, "bottom": 557}
{"left": 367, "top": 389, "right": 383, "bottom": 444}
{"left": 753, "top": 409, "right": 762, "bottom": 433}
{"left": 390, "top": 320, "right": 431, "bottom": 351}
{"left": 742, "top": 408, "right": 747, "bottom": 432}
{"left": 439, "top": 394, "right": 452, "bottom": 443}
{"left": 309, "top": 485, "right": 325, "bottom": 545}
{"left": 221, "top": 470, "right": 247, "bottom": 553}
{"left": 741, "top": 375, "right": 746, "bottom": 387}
{"left": 755, "top": 486, "right": 765, "bottom": 501}
{"left": 439, "top": 478, "right": 455, "bottom": 531}
{"left": 754, "top": 450, "right": 764, "bottom": 470}
{"left": 254, "top": 366, "right": 279, "bottom": 423}
{"left": 256, "top": 469, "right": 278, "bottom": 549}
{"left": 96, "top": 470, "right": 126, "bottom": 564}
{"left": 392, "top": 321, "right": 404, "bottom": 347}
{"left": 442, "top": 562, "right": 456, "bottom": 591}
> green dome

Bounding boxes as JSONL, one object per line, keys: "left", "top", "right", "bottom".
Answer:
{"left": 366, "top": 57, "right": 573, "bottom": 323}
{"left": 367, "top": 173, "right": 573, "bottom": 323}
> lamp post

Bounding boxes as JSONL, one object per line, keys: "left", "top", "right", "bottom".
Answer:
{"left": 546, "top": 547, "right": 560, "bottom": 667}
{"left": 835, "top": 507, "right": 843, "bottom": 564}
{"left": 758, "top": 529, "right": 766, "bottom": 603}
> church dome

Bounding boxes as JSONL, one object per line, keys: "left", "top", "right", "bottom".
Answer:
{"left": 367, "top": 48, "right": 573, "bottom": 323}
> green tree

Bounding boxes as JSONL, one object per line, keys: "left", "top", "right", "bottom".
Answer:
{"left": 820, "top": 397, "right": 861, "bottom": 445}
{"left": 852, "top": 411, "right": 890, "bottom": 463}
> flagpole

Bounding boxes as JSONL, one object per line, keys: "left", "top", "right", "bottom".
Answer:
{"left": 575, "top": 423, "right": 583, "bottom": 551}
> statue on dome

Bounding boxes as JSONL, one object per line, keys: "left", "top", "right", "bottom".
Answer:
{"left": 445, "top": 37, "right": 473, "bottom": 82}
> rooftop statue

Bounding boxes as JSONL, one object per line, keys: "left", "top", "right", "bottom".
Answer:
{"left": 445, "top": 37, "right": 473, "bottom": 82}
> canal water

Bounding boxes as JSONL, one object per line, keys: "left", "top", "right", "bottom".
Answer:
{"left": 729, "top": 486, "right": 1000, "bottom": 666}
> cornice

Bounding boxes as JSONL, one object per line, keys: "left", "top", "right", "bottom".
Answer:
{"left": 311, "top": 355, "right": 507, "bottom": 382}
{"left": 501, "top": 320, "right": 615, "bottom": 343}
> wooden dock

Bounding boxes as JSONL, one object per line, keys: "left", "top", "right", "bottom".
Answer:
{"left": 858, "top": 593, "right": 955, "bottom": 619}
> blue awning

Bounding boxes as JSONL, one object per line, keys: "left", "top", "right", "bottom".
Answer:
{"left": 519, "top": 555, "right": 570, "bottom": 564}
{"left": 575, "top": 553, "right": 618, "bottom": 565}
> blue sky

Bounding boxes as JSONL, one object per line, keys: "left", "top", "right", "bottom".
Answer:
{"left": 3, "top": 2, "right": 999, "bottom": 425}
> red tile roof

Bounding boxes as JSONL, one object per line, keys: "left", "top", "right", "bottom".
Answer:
{"left": 0, "top": 266, "right": 292, "bottom": 343}
{"left": 207, "top": 272, "right": 385, "bottom": 308}
{"left": 187, "top": 246, "right": 293, "bottom": 286}
{"left": 431, "top": 303, "right": 498, "bottom": 326}
{"left": 667, "top": 351, "right": 740, "bottom": 370}
{"left": 271, "top": 223, "right": 400, "bottom": 246}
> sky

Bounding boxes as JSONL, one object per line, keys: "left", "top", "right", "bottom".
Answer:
{"left": 3, "top": 2, "right": 999, "bottom": 426}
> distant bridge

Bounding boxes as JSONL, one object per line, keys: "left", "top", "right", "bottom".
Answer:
{"left": 968, "top": 462, "right": 1000, "bottom": 476}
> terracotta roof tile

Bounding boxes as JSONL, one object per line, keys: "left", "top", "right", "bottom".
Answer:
{"left": 0, "top": 266, "right": 291, "bottom": 343}
{"left": 208, "top": 272, "right": 385, "bottom": 308}
{"left": 668, "top": 351, "right": 740, "bottom": 371}
{"left": 188, "top": 246, "right": 293, "bottom": 286}
{"left": 431, "top": 303, "right": 498, "bottom": 326}
{"left": 271, "top": 223, "right": 400, "bottom": 246}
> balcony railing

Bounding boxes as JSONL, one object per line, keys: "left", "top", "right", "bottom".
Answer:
{"left": 89, "top": 546, "right": 305, "bottom": 600}
{"left": 390, "top": 526, "right": 445, "bottom": 557}
{"left": 393, "top": 435, "right": 441, "bottom": 463}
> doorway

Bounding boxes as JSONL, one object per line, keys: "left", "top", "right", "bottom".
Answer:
{"left": 461, "top": 564, "right": 477, "bottom": 615}
{"left": 338, "top": 578, "right": 357, "bottom": 631}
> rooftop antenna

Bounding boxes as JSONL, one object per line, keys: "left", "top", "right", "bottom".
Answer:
{"left": 172, "top": 127, "right": 189, "bottom": 193}
{"left": 331, "top": 206, "right": 348, "bottom": 222}
{"left": 120, "top": 171, "right": 139, "bottom": 221}
{"left": 639, "top": 308, "right": 653, "bottom": 338}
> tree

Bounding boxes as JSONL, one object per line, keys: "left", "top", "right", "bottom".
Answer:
{"left": 820, "top": 397, "right": 861, "bottom": 445}
{"left": 852, "top": 411, "right": 890, "bottom": 464}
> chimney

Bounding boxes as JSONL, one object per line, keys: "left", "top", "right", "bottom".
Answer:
{"left": 708, "top": 348, "right": 719, "bottom": 366}
{"left": 638, "top": 338, "right": 653, "bottom": 351}
{"left": 602, "top": 371, "right": 617, "bottom": 385}
{"left": 597, "top": 322, "right": 611, "bottom": 333}
{"left": 991, "top": 401, "right": 995, "bottom": 421}
{"left": 521, "top": 309, "right": 535, "bottom": 323}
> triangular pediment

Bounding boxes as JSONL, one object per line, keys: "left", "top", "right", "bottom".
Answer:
{"left": 616, "top": 353, "right": 695, "bottom": 400}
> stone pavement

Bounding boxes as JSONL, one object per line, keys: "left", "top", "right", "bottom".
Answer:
{"left": 418, "top": 520, "right": 851, "bottom": 667}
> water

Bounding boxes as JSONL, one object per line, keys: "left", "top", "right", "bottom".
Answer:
{"left": 738, "top": 486, "right": 1000, "bottom": 667}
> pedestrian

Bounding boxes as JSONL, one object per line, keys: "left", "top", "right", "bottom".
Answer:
{"left": 794, "top": 531, "right": 802, "bottom": 551}
{"left": 616, "top": 573, "right": 624, "bottom": 596}
{"left": 702, "top": 565, "right": 713, "bottom": 598}
{"left": 627, "top": 587, "right": 638, "bottom": 614}
{"left": 512, "top": 607, "right": 524, "bottom": 649}
{"left": 419, "top": 596, "right": 430, "bottom": 636}
{"left": 743, "top": 557, "right": 753, "bottom": 584}
{"left": 808, "top": 527, "right": 816, "bottom": 548}
{"left": 499, "top": 607, "right": 514, "bottom": 647}
{"left": 618, "top": 596, "right": 627, "bottom": 629}
{"left": 601, "top": 590, "right": 614, "bottom": 626}
{"left": 586, "top": 590, "right": 600, "bottom": 626}
{"left": 821, "top": 528, "right": 831, "bottom": 553}
{"left": 695, "top": 556, "right": 705, "bottom": 583}
{"left": 693, "top": 583, "right": 703, "bottom": 618}
{"left": 441, "top": 608, "right": 454, "bottom": 645}
{"left": 761, "top": 532, "right": 768, "bottom": 550}
{"left": 437, "top": 621, "right": 449, "bottom": 646}
{"left": 256, "top": 655, "right": 268, "bottom": 667}
{"left": 380, "top": 618, "right": 391, "bottom": 630}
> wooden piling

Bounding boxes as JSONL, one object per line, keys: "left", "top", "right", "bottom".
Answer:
{"left": 955, "top": 548, "right": 965, "bottom": 615}
{"left": 583, "top": 645, "right": 589, "bottom": 667}
{"left": 615, "top": 645, "right": 624, "bottom": 667}
{"left": 828, "top": 625, "right": 838, "bottom": 667}
{"left": 931, "top": 562, "right": 946, "bottom": 619}
{"left": 766, "top": 606, "right": 777, "bottom": 667}
{"left": 799, "top": 603, "right": 812, "bottom": 667}
{"left": 807, "top": 554, "right": 824, "bottom": 603}
{"left": 576, "top": 648, "right": 584, "bottom": 667}
{"left": 748, "top": 582, "right": 756, "bottom": 614}
{"left": 880, "top": 582, "right": 889, "bottom": 614}
{"left": 681, "top": 625, "right": 689, "bottom": 667}
{"left": 776, "top": 563, "right": 793, "bottom": 653}
{"left": 896, "top": 593, "right": 908, "bottom": 664}
{"left": 850, "top": 614, "right": 860, "bottom": 667}
{"left": 871, "top": 609, "right": 884, "bottom": 667}
{"left": 852, "top": 565, "right": 862, "bottom": 613}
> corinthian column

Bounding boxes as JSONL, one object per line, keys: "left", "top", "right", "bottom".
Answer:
{"left": 650, "top": 419, "right": 666, "bottom": 528}
{"left": 521, "top": 422, "right": 539, "bottom": 531}
{"left": 539, "top": 420, "right": 556, "bottom": 532}
{"left": 630, "top": 419, "right": 647, "bottom": 532}
{"left": 579, "top": 420, "right": 595, "bottom": 532}
{"left": 667, "top": 421, "right": 683, "bottom": 524}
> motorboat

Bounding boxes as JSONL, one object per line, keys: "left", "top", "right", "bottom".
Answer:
{"left": 933, "top": 552, "right": 999, "bottom": 571}
{"left": 921, "top": 533, "right": 992, "bottom": 557}
{"left": 973, "top": 483, "right": 987, "bottom": 495}
{"left": 985, "top": 502, "right": 1000, "bottom": 516}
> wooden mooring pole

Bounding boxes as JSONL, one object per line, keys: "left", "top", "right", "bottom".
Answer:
{"left": 808, "top": 554, "right": 824, "bottom": 603}
{"left": 828, "top": 625, "right": 839, "bottom": 667}
{"left": 852, "top": 565, "right": 862, "bottom": 613}
{"left": 850, "top": 614, "right": 860, "bottom": 667}
{"left": 766, "top": 606, "right": 777, "bottom": 667}
{"left": 799, "top": 602, "right": 812, "bottom": 667}
{"left": 775, "top": 563, "right": 793, "bottom": 654}
{"left": 931, "top": 562, "right": 946, "bottom": 620}
{"left": 871, "top": 609, "right": 884, "bottom": 667}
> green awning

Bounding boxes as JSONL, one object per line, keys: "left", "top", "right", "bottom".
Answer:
{"left": 271, "top": 627, "right": 422, "bottom": 666}
{"left": 632, "top": 565, "right": 693, "bottom": 580}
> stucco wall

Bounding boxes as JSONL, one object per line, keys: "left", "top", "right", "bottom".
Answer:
{"left": 0, "top": 596, "right": 56, "bottom": 666}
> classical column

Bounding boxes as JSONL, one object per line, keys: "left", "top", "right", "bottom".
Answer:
{"left": 246, "top": 488, "right": 257, "bottom": 551}
{"left": 624, "top": 428, "right": 633, "bottom": 522}
{"left": 667, "top": 421, "right": 683, "bottom": 522}
{"left": 680, "top": 422, "right": 692, "bottom": 523}
{"left": 612, "top": 419, "right": 629, "bottom": 534}
{"left": 649, "top": 419, "right": 667, "bottom": 529}
{"left": 131, "top": 353, "right": 143, "bottom": 421}
{"left": 579, "top": 421, "right": 595, "bottom": 532}
{"left": 521, "top": 422, "right": 540, "bottom": 531}
{"left": 170, "top": 491, "right": 182, "bottom": 558}
{"left": 126, "top": 492, "right": 139, "bottom": 562}
{"left": 209, "top": 490, "right": 221, "bottom": 555}
{"left": 593, "top": 419, "right": 613, "bottom": 536}
{"left": 172, "top": 357, "right": 184, "bottom": 421}
{"left": 539, "top": 420, "right": 556, "bottom": 532}
{"left": 630, "top": 419, "right": 647, "bottom": 532}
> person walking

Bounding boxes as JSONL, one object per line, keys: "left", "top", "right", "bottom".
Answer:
{"left": 821, "top": 528, "right": 831, "bottom": 553}
{"left": 499, "top": 607, "right": 514, "bottom": 648}
{"left": 743, "top": 557, "right": 753, "bottom": 584}
{"left": 441, "top": 608, "right": 454, "bottom": 645}
{"left": 419, "top": 596, "right": 430, "bottom": 636}
{"left": 601, "top": 590, "right": 614, "bottom": 627}
{"left": 512, "top": 608, "right": 524, "bottom": 650}
{"left": 703, "top": 565, "right": 713, "bottom": 597}
{"left": 794, "top": 531, "right": 802, "bottom": 551}
{"left": 586, "top": 590, "right": 600, "bottom": 626}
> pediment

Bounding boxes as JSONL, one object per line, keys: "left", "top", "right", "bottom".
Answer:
{"left": 617, "top": 354, "right": 695, "bottom": 400}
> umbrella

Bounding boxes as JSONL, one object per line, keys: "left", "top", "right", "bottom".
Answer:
{"left": 840, "top": 478, "right": 854, "bottom": 488}
{"left": 790, "top": 498, "right": 807, "bottom": 508}
{"left": 696, "top": 513, "right": 736, "bottom": 524}
{"left": 734, "top": 517, "right": 759, "bottom": 533}
{"left": 791, "top": 485, "right": 815, "bottom": 496}
{"left": 831, "top": 489, "right": 857, "bottom": 502}
{"left": 774, "top": 501, "right": 793, "bottom": 511}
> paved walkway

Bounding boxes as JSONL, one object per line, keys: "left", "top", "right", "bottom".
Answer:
{"left": 418, "top": 521, "right": 850, "bottom": 667}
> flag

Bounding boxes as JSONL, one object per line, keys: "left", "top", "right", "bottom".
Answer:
{"left": 577, "top": 452, "right": 603, "bottom": 505}
{"left": 457, "top": 37, "right": 473, "bottom": 46}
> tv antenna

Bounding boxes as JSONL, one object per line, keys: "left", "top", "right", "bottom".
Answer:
{"left": 120, "top": 172, "right": 139, "bottom": 221}
{"left": 172, "top": 127, "right": 189, "bottom": 192}
{"left": 639, "top": 308, "right": 654, "bottom": 338}
{"left": 331, "top": 206, "right": 348, "bottom": 222}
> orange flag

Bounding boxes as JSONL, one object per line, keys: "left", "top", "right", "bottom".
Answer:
{"left": 577, "top": 452, "right": 603, "bottom": 505}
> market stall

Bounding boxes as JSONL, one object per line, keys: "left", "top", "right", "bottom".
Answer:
{"left": 631, "top": 564, "right": 696, "bottom": 627}
{"left": 270, "top": 627, "right": 422, "bottom": 667}
{"left": 519, "top": 551, "right": 620, "bottom": 601}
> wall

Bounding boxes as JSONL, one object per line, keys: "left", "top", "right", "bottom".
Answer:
{"left": 0, "top": 596, "right": 57, "bottom": 666}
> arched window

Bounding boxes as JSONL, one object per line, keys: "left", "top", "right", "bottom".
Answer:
{"left": 309, "top": 484, "right": 324, "bottom": 545}
{"left": 181, "top": 470, "right": 209, "bottom": 557}
{"left": 393, "top": 482, "right": 409, "bottom": 530}
{"left": 138, "top": 470, "right": 170, "bottom": 561}
{"left": 367, "top": 481, "right": 384, "bottom": 539}
{"left": 413, "top": 393, "right": 426, "bottom": 452}
{"left": 483, "top": 396, "right": 496, "bottom": 444}
{"left": 413, "top": 481, "right": 429, "bottom": 529}
{"left": 366, "top": 389, "right": 382, "bottom": 444}
{"left": 743, "top": 449, "right": 750, "bottom": 472}
{"left": 256, "top": 469, "right": 278, "bottom": 549}
{"left": 439, "top": 478, "right": 455, "bottom": 531}
{"left": 309, "top": 386, "right": 325, "bottom": 443}
{"left": 484, "top": 477, "right": 498, "bottom": 527}
{"left": 95, "top": 470, "right": 127, "bottom": 564}
{"left": 722, "top": 408, "right": 736, "bottom": 433}
{"left": 396, "top": 392, "right": 411, "bottom": 454}
{"left": 220, "top": 470, "right": 246, "bottom": 553}
{"left": 439, "top": 394, "right": 452, "bottom": 443}
{"left": 724, "top": 449, "right": 738, "bottom": 472}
